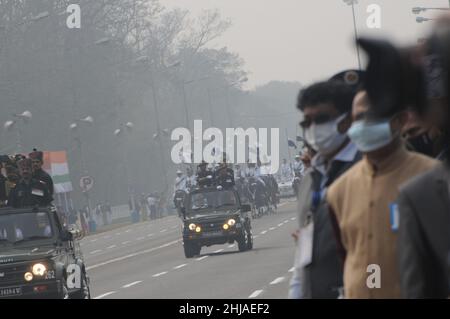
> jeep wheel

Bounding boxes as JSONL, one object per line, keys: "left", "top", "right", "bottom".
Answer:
{"left": 72, "top": 272, "right": 91, "bottom": 299}
{"left": 60, "top": 279, "right": 70, "bottom": 299}
{"left": 246, "top": 229, "right": 253, "bottom": 250}
{"left": 238, "top": 230, "right": 250, "bottom": 252}
{"left": 184, "top": 242, "right": 200, "bottom": 258}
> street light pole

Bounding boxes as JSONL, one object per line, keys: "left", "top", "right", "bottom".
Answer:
{"left": 225, "top": 87, "right": 233, "bottom": 128}
{"left": 351, "top": 2, "right": 362, "bottom": 70}
{"left": 70, "top": 116, "right": 94, "bottom": 229}
{"left": 207, "top": 88, "right": 215, "bottom": 127}
{"left": 150, "top": 76, "right": 170, "bottom": 192}
{"left": 181, "top": 82, "right": 190, "bottom": 129}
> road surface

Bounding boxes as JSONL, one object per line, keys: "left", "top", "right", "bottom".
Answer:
{"left": 82, "top": 199, "right": 299, "bottom": 299}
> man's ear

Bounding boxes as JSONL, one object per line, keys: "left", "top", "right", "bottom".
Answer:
{"left": 338, "top": 114, "right": 352, "bottom": 134}
{"left": 393, "top": 111, "right": 410, "bottom": 130}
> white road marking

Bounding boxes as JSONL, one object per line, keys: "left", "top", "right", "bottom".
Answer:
{"left": 125, "top": 230, "right": 131, "bottom": 233}
{"left": 253, "top": 235, "right": 259, "bottom": 239}
{"left": 270, "top": 277, "right": 285, "bottom": 285}
{"left": 122, "top": 241, "right": 131, "bottom": 245}
{"left": 269, "top": 227, "right": 276, "bottom": 231}
{"left": 228, "top": 244, "right": 235, "bottom": 248}
{"left": 291, "top": 217, "right": 296, "bottom": 221}
{"left": 147, "top": 234, "right": 154, "bottom": 238}
{"left": 107, "top": 245, "right": 116, "bottom": 249}
{"left": 278, "top": 223, "right": 283, "bottom": 227}
{"left": 137, "top": 237, "right": 145, "bottom": 241}
{"left": 94, "top": 291, "right": 116, "bottom": 299}
{"left": 249, "top": 290, "right": 264, "bottom": 299}
{"left": 160, "top": 229, "right": 167, "bottom": 233}
{"left": 289, "top": 267, "right": 295, "bottom": 273}
{"left": 152, "top": 272, "right": 168, "bottom": 278}
{"left": 260, "top": 230, "right": 267, "bottom": 235}
{"left": 284, "top": 220, "right": 289, "bottom": 223}
{"left": 214, "top": 249, "right": 224, "bottom": 253}
{"left": 173, "top": 264, "right": 187, "bottom": 270}
{"left": 122, "top": 281, "right": 142, "bottom": 288}
{"left": 86, "top": 239, "right": 181, "bottom": 271}
{"left": 90, "top": 250, "right": 102, "bottom": 255}
{"left": 196, "top": 256, "right": 208, "bottom": 261}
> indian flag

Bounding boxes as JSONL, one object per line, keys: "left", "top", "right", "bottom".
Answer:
{"left": 42, "top": 151, "right": 73, "bottom": 194}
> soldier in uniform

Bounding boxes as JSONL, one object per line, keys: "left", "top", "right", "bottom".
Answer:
{"left": 4, "top": 156, "right": 21, "bottom": 198}
{"left": 29, "top": 149, "right": 54, "bottom": 196}
{"left": 8, "top": 158, "right": 53, "bottom": 208}
{"left": 196, "top": 161, "right": 214, "bottom": 188}
{"left": 185, "top": 167, "right": 197, "bottom": 190}
{"left": 214, "top": 163, "right": 235, "bottom": 189}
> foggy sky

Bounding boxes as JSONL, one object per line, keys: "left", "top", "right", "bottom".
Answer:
{"left": 162, "top": 0, "right": 449, "bottom": 88}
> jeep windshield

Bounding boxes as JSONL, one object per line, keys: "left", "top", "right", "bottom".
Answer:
{"left": 187, "top": 190, "right": 239, "bottom": 216}
{"left": 0, "top": 211, "right": 54, "bottom": 247}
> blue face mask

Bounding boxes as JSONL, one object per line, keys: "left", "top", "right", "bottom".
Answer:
{"left": 348, "top": 120, "right": 395, "bottom": 153}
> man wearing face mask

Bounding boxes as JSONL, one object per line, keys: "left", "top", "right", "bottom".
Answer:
{"left": 397, "top": 18, "right": 450, "bottom": 299}
{"left": 326, "top": 38, "right": 438, "bottom": 299}
{"left": 403, "top": 34, "right": 450, "bottom": 161}
{"left": 288, "top": 74, "right": 362, "bottom": 299}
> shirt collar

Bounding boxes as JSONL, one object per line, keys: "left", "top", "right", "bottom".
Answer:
{"left": 311, "top": 142, "right": 359, "bottom": 173}
{"left": 361, "top": 145, "right": 409, "bottom": 176}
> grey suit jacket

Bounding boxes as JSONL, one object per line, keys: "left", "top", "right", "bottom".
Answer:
{"left": 398, "top": 163, "right": 450, "bottom": 299}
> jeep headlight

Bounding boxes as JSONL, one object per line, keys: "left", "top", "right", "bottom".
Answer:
{"left": 32, "top": 263, "right": 46, "bottom": 276}
{"left": 188, "top": 223, "right": 196, "bottom": 231}
{"left": 195, "top": 226, "right": 202, "bottom": 233}
{"left": 24, "top": 272, "right": 33, "bottom": 282}
{"left": 227, "top": 219, "right": 236, "bottom": 226}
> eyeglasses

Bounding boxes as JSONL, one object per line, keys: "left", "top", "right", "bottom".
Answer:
{"left": 299, "top": 114, "right": 335, "bottom": 129}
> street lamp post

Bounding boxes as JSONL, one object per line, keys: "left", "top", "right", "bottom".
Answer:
{"left": 181, "top": 76, "right": 211, "bottom": 130}
{"left": 224, "top": 77, "right": 249, "bottom": 128}
{"left": 135, "top": 56, "right": 170, "bottom": 192}
{"left": 181, "top": 82, "right": 190, "bottom": 129}
{"left": 207, "top": 88, "right": 215, "bottom": 127}
{"left": 114, "top": 122, "right": 137, "bottom": 218}
{"left": 4, "top": 110, "right": 33, "bottom": 152}
{"left": 343, "top": 0, "right": 362, "bottom": 70}
{"left": 70, "top": 116, "right": 94, "bottom": 230}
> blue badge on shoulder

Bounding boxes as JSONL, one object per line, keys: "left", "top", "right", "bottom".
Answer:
{"left": 390, "top": 203, "right": 400, "bottom": 232}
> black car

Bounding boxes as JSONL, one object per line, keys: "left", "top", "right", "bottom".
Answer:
{"left": 0, "top": 206, "right": 90, "bottom": 299}
{"left": 181, "top": 187, "right": 253, "bottom": 258}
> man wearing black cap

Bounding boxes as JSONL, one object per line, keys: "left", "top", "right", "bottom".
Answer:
{"left": 8, "top": 158, "right": 53, "bottom": 208}
{"left": 29, "top": 149, "right": 54, "bottom": 196}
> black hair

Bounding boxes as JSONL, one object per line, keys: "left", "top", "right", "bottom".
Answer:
{"left": 297, "top": 81, "right": 355, "bottom": 114}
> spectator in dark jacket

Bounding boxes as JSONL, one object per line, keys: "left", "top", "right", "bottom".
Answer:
{"left": 289, "top": 74, "right": 362, "bottom": 299}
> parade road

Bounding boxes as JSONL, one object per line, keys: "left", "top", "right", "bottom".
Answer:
{"left": 82, "top": 200, "right": 298, "bottom": 299}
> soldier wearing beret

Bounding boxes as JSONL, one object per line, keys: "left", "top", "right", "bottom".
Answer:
{"left": 8, "top": 158, "right": 53, "bottom": 208}
{"left": 29, "top": 149, "right": 54, "bottom": 196}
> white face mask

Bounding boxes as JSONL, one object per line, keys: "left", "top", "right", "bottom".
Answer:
{"left": 304, "top": 113, "right": 348, "bottom": 156}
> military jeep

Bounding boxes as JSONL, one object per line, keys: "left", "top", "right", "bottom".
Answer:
{"left": 0, "top": 206, "right": 90, "bottom": 299}
{"left": 181, "top": 187, "right": 253, "bottom": 258}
